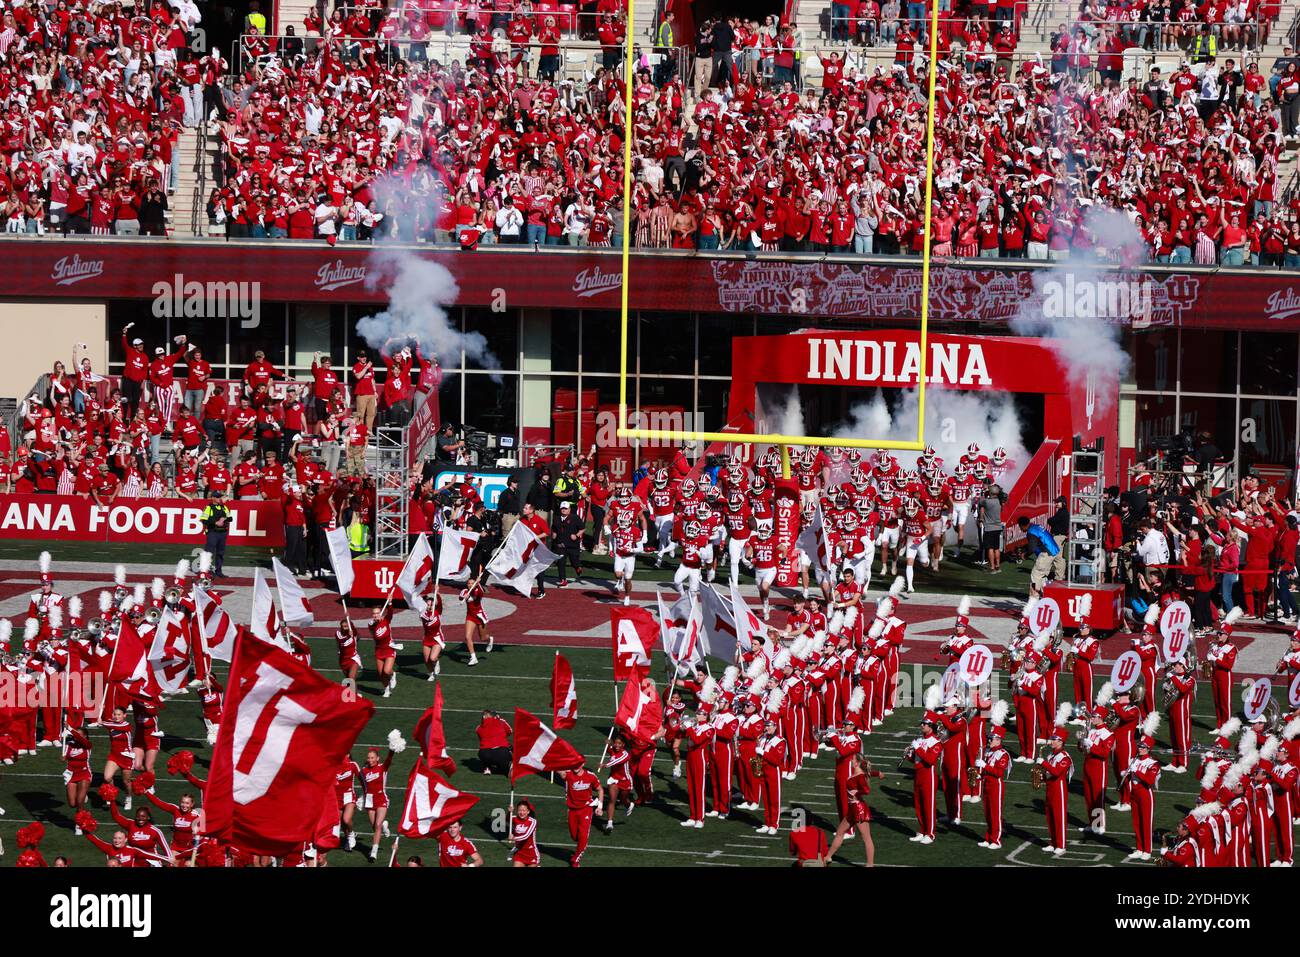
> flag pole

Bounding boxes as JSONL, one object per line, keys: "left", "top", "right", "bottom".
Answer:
{"left": 387, "top": 835, "right": 401, "bottom": 867}
{"left": 597, "top": 682, "right": 618, "bottom": 768}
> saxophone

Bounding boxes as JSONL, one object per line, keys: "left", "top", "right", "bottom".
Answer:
{"left": 1030, "top": 745, "right": 1046, "bottom": 790}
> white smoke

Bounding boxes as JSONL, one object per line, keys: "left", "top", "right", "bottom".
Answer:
{"left": 763, "top": 388, "right": 807, "bottom": 439}
{"left": 358, "top": 174, "right": 501, "bottom": 376}
{"left": 1008, "top": 207, "right": 1138, "bottom": 415}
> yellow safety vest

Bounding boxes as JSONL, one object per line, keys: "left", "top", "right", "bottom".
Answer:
{"left": 348, "top": 521, "right": 369, "bottom": 553}
{"left": 247, "top": 11, "right": 267, "bottom": 34}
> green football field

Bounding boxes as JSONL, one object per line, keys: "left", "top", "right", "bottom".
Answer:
{"left": 0, "top": 633, "right": 1239, "bottom": 868}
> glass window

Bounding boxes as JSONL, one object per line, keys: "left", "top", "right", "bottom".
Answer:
{"left": 465, "top": 307, "right": 520, "bottom": 372}
{"left": 170, "top": 314, "right": 229, "bottom": 380}
{"left": 521, "top": 374, "right": 584, "bottom": 452}
{"left": 229, "top": 302, "right": 287, "bottom": 369}
{"left": 435, "top": 372, "right": 462, "bottom": 430}
{"left": 1133, "top": 393, "right": 1179, "bottom": 464}
{"left": 462, "top": 373, "right": 518, "bottom": 443}
{"left": 699, "top": 315, "right": 754, "bottom": 377}
{"left": 1240, "top": 332, "right": 1298, "bottom": 396}
{"left": 634, "top": 376, "right": 694, "bottom": 469}
{"left": 1132, "top": 330, "right": 1176, "bottom": 392}
{"left": 697, "top": 378, "right": 733, "bottom": 433}
{"left": 1178, "top": 396, "right": 1237, "bottom": 468}
{"left": 1239, "top": 397, "right": 1296, "bottom": 474}
{"left": 581, "top": 310, "right": 622, "bottom": 373}
{"left": 1179, "top": 330, "right": 1238, "bottom": 394}
{"left": 636, "top": 312, "right": 695, "bottom": 376}
{"left": 549, "top": 310, "right": 581, "bottom": 372}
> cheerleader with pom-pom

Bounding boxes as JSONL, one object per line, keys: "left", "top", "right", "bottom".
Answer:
{"left": 100, "top": 704, "right": 137, "bottom": 807}
{"left": 359, "top": 730, "right": 405, "bottom": 860}
{"left": 63, "top": 722, "right": 93, "bottom": 829}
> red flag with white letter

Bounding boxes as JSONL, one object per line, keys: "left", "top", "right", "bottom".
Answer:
{"left": 551, "top": 653, "right": 578, "bottom": 729}
{"left": 615, "top": 677, "right": 663, "bottom": 745}
{"left": 108, "top": 618, "right": 163, "bottom": 701}
{"left": 611, "top": 605, "right": 657, "bottom": 681}
{"left": 412, "top": 682, "right": 456, "bottom": 775}
{"left": 510, "top": 708, "right": 584, "bottom": 783}
{"left": 398, "top": 764, "right": 479, "bottom": 839}
{"left": 205, "top": 633, "right": 374, "bottom": 857}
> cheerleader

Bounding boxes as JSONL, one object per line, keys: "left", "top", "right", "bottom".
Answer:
{"left": 459, "top": 574, "right": 493, "bottom": 666}
{"left": 509, "top": 799, "right": 541, "bottom": 867}
{"left": 132, "top": 697, "right": 163, "bottom": 777}
{"left": 199, "top": 675, "right": 223, "bottom": 745}
{"left": 335, "top": 617, "right": 362, "bottom": 683}
{"left": 100, "top": 705, "right": 137, "bottom": 808}
{"left": 107, "top": 798, "right": 175, "bottom": 867}
{"left": 826, "top": 752, "right": 883, "bottom": 866}
{"left": 63, "top": 723, "right": 93, "bottom": 831}
{"left": 419, "top": 591, "right": 445, "bottom": 679}
{"left": 359, "top": 730, "right": 405, "bottom": 861}
{"left": 144, "top": 791, "right": 201, "bottom": 863}
{"left": 600, "top": 736, "right": 636, "bottom": 832}
{"left": 336, "top": 754, "right": 362, "bottom": 851}
{"left": 369, "top": 591, "right": 397, "bottom": 698}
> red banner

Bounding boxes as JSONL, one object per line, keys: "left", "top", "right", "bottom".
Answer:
{"left": 2, "top": 239, "right": 1297, "bottom": 330}
{"left": 0, "top": 493, "right": 285, "bottom": 547}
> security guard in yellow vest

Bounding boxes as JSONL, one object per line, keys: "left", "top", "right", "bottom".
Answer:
{"left": 1191, "top": 26, "right": 1217, "bottom": 65}
{"left": 347, "top": 514, "right": 371, "bottom": 558}
{"left": 655, "top": 11, "right": 677, "bottom": 86}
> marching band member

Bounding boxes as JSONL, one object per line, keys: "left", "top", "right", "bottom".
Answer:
{"left": 1110, "top": 688, "right": 1142, "bottom": 811}
{"left": 826, "top": 753, "right": 883, "bottom": 866}
{"left": 1039, "top": 707, "right": 1075, "bottom": 856}
{"left": 735, "top": 689, "right": 765, "bottom": 810}
{"left": 28, "top": 552, "right": 64, "bottom": 639}
{"left": 976, "top": 703, "right": 1012, "bottom": 850}
{"left": 939, "top": 597, "right": 974, "bottom": 665}
{"left": 1205, "top": 608, "right": 1241, "bottom": 727}
{"left": 1122, "top": 713, "right": 1163, "bottom": 861}
{"left": 679, "top": 709, "right": 712, "bottom": 829}
{"left": 828, "top": 703, "right": 863, "bottom": 820}
{"left": 1133, "top": 607, "right": 1161, "bottom": 717}
{"left": 937, "top": 692, "right": 968, "bottom": 825}
{"left": 1265, "top": 737, "right": 1296, "bottom": 866}
{"left": 963, "top": 685, "right": 991, "bottom": 803}
{"left": 1078, "top": 690, "right": 1116, "bottom": 835}
{"left": 1246, "top": 755, "right": 1276, "bottom": 867}
{"left": 1161, "top": 810, "right": 1206, "bottom": 867}
{"left": 709, "top": 697, "right": 739, "bottom": 819}
{"left": 1012, "top": 650, "right": 1046, "bottom": 761}
{"left": 906, "top": 709, "right": 943, "bottom": 844}
{"left": 756, "top": 710, "right": 786, "bottom": 834}
{"left": 1162, "top": 658, "right": 1197, "bottom": 772}
{"left": 1068, "top": 596, "right": 1099, "bottom": 716}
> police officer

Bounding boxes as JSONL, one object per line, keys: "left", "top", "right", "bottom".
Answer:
{"left": 202, "top": 490, "right": 232, "bottom": 578}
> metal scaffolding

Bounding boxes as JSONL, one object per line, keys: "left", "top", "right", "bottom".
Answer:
{"left": 372, "top": 426, "right": 409, "bottom": 560}
{"left": 1067, "top": 449, "right": 1106, "bottom": 586}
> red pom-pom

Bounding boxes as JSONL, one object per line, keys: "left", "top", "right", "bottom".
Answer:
{"left": 16, "top": 849, "right": 46, "bottom": 868}
{"left": 75, "top": 810, "right": 98, "bottom": 833}
{"left": 16, "top": 822, "right": 44, "bottom": 848}
{"left": 167, "top": 750, "right": 195, "bottom": 776}
{"left": 96, "top": 782, "right": 119, "bottom": 804}
{"left": 198, "top": 841, "right": 227, "bottom": 868}
{"left": 131, "top": 771, "right": 155, "bottom": 795}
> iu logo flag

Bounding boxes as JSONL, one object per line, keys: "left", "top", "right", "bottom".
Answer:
{"left": 194, "top": 587, "right": 237, "bottom": 663}
{"left": 325, "top": 527, "right": 355, "bottom": 596}
{"left": 611, "top": 604, "right": 657, "bottom": 681}
{"left": 397, "top": 532, "right": 437, "bottom": 608}
{"left": 272, "top": 557, "right": 315, "bottom": 628}
{"left": 205, "top": 634, "right": 374, "bottom": 857}
{"left": 488, "top": 523, "right": 559, "bottom": 596}
{"left": 510, "top": 708, "right": 584, "bottom": 783}
{"left": 437, "top": 527, "right": 480, "bottom": 583}
{"left": 615, "top": 677, "right": 663, "bottom": 744}
{"left": 412, "top": 682, "right": 457, "bottom": 775}
{"left": 108, "top": 619, "right": 163, "bottom": 702}
{"left": 551, "top": 652, "right": 578, "bottom": 729}
{"left": 665, "top": 594, "right": 706, "bottom": 667}
{"left": 730, "top": 581, "right": 764, "bottom": 653}
{"left": 148, "top": 607, "right": 191, "bottom": 694}
{"left": 398, "top": 764, "right": 478, "bottom": 839}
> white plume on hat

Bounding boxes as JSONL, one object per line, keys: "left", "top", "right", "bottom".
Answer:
{"left": 745, "top": 655, "right": 768, "bottom": 681}
{"left": 23, "top": 618, "right": 39, "bottom": 641}
{"left": 765, "top": 688, "right": 785, "bottom": 714}
{"left": 151, "top": 577, "right": 165, "bottom": 600}
{"left": 720, "top": 665, "right": 739, "bottom": 693}
{"left": 39, "top": 551, "right": 51, "bottom": 575}
{"left": 876, "top": 596, "right": 895, "bottom": 618}
{"left": 808, "top": 633, "right": 827, "bottom": 655}
{"left": 197, "top": 551, "right": 213, "bottom": 574}
{"left": 1143, "top": 604, "right": 1159, "bottom": 626}
{"left": 1200, "top": 762, "right": 1223, "bottom": 791}
{"left": 1239, "top": 731, "right": 1258, "bottom": 756}
{"left": 99, "top": 590, "right": 112, "bottom": 613}
{"left": 956, "top": 595, "right": 971, "bottom": 618}
{"left": 847, "top": 687, "right": 866, "bottom": 715}
{"left": 0, "top": 620, "right": 11, "bottom": 646}
{"left": 49, "top": 605, "right": 63, "bottom": 630}
{"left": 1055, "top": 702, "right": 1072, "bottom": 727}
{"left": 175, "top": 559, "right": 190, "bottom": 581}
{"left": 1095, "top": 681, "right": 1114, "bottom": 707}
{"left": 1222, "top": 607, "right": 1244, "bottom": 628}
{"left": 924, "top": 684, "right": 941, "bottom": 710}
{"left": 772, "top": 649, "right": 792, "bottom": 672}
{"left": 115, "top": 564, "right": 126, "bottom": 586}
{"left": 120, "top": 597, "right": 134, "bottom": 614}
{"left": 1191, "top": 801, "right": 1221, "bottom": 821}
{"left": 1214, "top": 717, "right": 1242, "bottom": 739}
{"left": 1032, "top": 632, "right": 1051, "bottom": 652}
{"left": 1141, "top": 712, "right": 1161, "bottom": 738}
{"left": 1022, "top": 596, "right": 1038, "bottom": 619}
{"left": 747, "top": 674, "right": 769, "bottom": 696}
{"left": 1284, "top": 717, "right": 1300, "bottom": 741}
{"left": 868, "top": 619, "right": 885, "bottom": 640}
{"left": 1222, "top": 758, "right": 1250, "bottom": 792}
{"left": 699, "top": 676, "right": 720, "bottom": 704}
{"left": 69, "top": 596, "right": 82, "bottom": 621}
{"left": 1077, "top": 593, "right": 1093, "bottom": 620}
{"left": 889, "top": 576, "right": 906, "bottom": 599}
{"left": 990, "top": 700, "right": 1009, "bottom": 727}
{"left": 1260, "top": 736, "right": 1281, "bottom": 762}
{"left": 133, "top": 583, "right": 146, "bottom": 606}
{"left": 386, "top": 729, "right": 407, "bottom": 753}
{"left": 789, "top": 636, "right": 812, "bottom": 661}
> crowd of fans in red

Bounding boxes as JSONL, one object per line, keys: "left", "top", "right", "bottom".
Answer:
{"left": 2, "top": 0, "right": 1299, "bottom": 266}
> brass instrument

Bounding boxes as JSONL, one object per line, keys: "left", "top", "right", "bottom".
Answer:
{"left": 1184, "top": 641, "right": 1200, "bottom": 678}
{"left": 898, "top": 743, "right": 917, "bottom": 772}
{"left": 1063, "top": 651, "right": 1074, "bottom": 672}
{"left": 1030, "top": 745, "right": 1045, "bottom": 790}
{"left": 1201, "top": 650, "right": 1214, "bottom": 681}
{"left": 86, "top": 617, "right": 104, "bottom": 639}
{"left": 164, "top": 586, "right": 183, "bottom": 607}
{"left": 144, "top": 607, "right": 163, "bottom": 626}
{"left": 1105, "top": 710, "right": 1121, "bottom": 731}
{"left": 1132, "top": 679, "right": 1146, "bottom": 705}
{"left": 750, "top": 754, "right": 764, "bottom": 777}
{"left": 1160, "top": 677, "right": 1178, "bottom": 710}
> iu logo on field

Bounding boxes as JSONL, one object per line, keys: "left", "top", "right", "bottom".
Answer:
{"left": 375, "top": 568, "right": 396, "bottom": 591}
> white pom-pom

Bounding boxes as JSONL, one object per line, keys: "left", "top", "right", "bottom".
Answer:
{"left": 847, "top": 687, "right": 866, "bottom": 714}
{"left": 1222, "top": 607, "right": 1244, "bottom": 628}
{"left": 1141, "top": 712, "right": 1161, "bottom": 738}
{"left": 1022, "top": 596, "right": 1038, "bottom": 619}
{"left": 1201, "top": 762, "right": 1222, "bottom": 792}
{"left": 1284, "top": 717, "right": 1300, "bottom": 742}
{"left": 49, "top": 605, "right": 63, "bottom": 629}
{"left": 120, "top": 597, "right": 134, "bottom": 614}
{"left": 69, "top": 596, "right": 82, "bottom": 620}
{"left": 990, "top": 700, "right": 1009, "bottom": 726}
{"left": 956, "top": 595, "right": 971, "bottom": 617}
{"left": 151, "top": 577, "right": 165, "bottom": 600}
{"left": 132, "top": 583, "right": 146, "bottom": 606}
{"left": 745, "top": 655, "right": 768, "bottom": 681}
{"left": 39, "top": 551, "right": 51, "bottom": 574}
{"left": 23, "top": 618, "right": 39, "bottom": 641}
{"left": 1077, "top": 593, "right": 1092, "bottom": 620}
{"left": 1143, "top": 604, "right": 1159, "bottom": 626}
{"left": 699, "top": 677, "right": 720, "bottom": 704}
{"left": 765, "top": 688, "right": 785, "bottom": 714}
{"left": 387, "top": 729, "right": 407, "bottom": 754}
{"left": 175, "top": 559, "right": 190, "bottom": 581}
{"left": 1260, "top": 736, "right": 1281, "bottom": 762}
{"left": 1054, "top": 702, "right": 1072, "bottom": 727}
{"left": 720, "top": 666, "right": 739, "bottom": 693}
{"left": 889, "top": 576, "right": 905, "bottom": 598}
{"left": 99, "top": 591, "right": 112, "bottom": 613}
{"left": 924, "top": 684, "right": 941, "bottom": 710}
{"left": 115, "top": 565, "right": 126, "bottom": 586}
{"left": 1214, "top": 717, "right": 1242, "bottom": 739}
{"left": 1095, "top": 681, "right": 1114, "bottom": 707}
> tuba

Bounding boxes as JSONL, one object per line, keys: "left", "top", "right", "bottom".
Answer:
{"left": 1132, "top": 678, "right": 1146, "bottom": 706}
{"left": 145, "top": 607, "right": 163, "bottom": 626}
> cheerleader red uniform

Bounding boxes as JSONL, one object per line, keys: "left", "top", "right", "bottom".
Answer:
{"left": 462, "top": 582, "right": 488, "bottom": 627}
{"left": 336, "top": 758, "right": 361, "bottom": 807}
{"left": 438, "top": 831, "right": 480, "bottom": 867}
{"left": 370, "top": 605, "right": 396, "bottom": 661}
{"left": 420, "top": 594, "right": 445, "bottom": 648}
{"left": 132, "top": 703, "right": 163, "bottom": 753}
{"left": 510, "top": 813, "right": 540, "bottom": 865}
{"left": 108, "top": 804, "right": 174, "bottom": 864}
{"left": 335, "top": 626, "right": 362, "bottom": 672}
{"left": 360, "top": 751, "right": 394, "bottom": 810}
{"left": 84, "top": 833, "right": 149, "bottom": 866}
{"left": 200, "top": 681, "right": 223, "bottom": 724}
{"left": 845, "top": 771, "right": 873, "bottom": 824}
{"left": 605, "top": 747, "right": 635, "bottom": 794}
{"left": 146, "top": 792, "right": 201, "bottom": 856}
{"left": 102, "top": 717, "right": 135, "bottom": 769}
{"left": 63, "top": 728, "right": 92, "bottom": 784}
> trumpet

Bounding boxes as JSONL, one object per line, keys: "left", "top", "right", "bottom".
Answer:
{"left": 86, "top": 617, "right": 104, "bottom": 639}
{"left": 144, "top": 607, "right": 163, "bottom": 626}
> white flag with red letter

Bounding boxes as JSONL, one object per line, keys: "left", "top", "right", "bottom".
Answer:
{"left": 250, "top": 568, "right": 288, "bottom": 649}
{"left": 194, "top": 587, "right": 238, "bottom": 663}
{"left": 615, "top": 676, "right": 664, "bottom": 744}
{"left": 664, "top": 593, "right": 705, "bottom": 668}
{"left": 205, "top": 633, "right": 374, "bottom": 857}
{"left": 398, "top": 765, "right": 479, "bottom": 839}
{"left": 729, "top": 581, "right": 764, "bottom": 654}
{"left": 437, "top": 528, "right": 480, "bottom": 583}
{"left": 272, "top": 557, "right": 315, "bottom": 628}
{"left": 148, "top": 606, "right": 191, "bottom": 694}
{"left": 488, "top": 523, "right": 559, "bottom": 596}
{"left": 397, "top": 532, "right": 437, "bottom": 608}
{"left": 325, "top": 527, "right": 355, "bottom": 596}
{"left": 510, "top": 708, "right": 584, "bottom": 783}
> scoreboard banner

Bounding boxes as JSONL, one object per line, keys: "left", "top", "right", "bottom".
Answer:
{"left": 0, "top": 493, "right": 285, "bottom": 547}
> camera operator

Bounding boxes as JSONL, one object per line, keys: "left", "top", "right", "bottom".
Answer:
{"left": 436, "top": 422, "right": 465, "bottom": 464}
{"left": 464, "top": 499, "right": 497, "bottom": 577}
